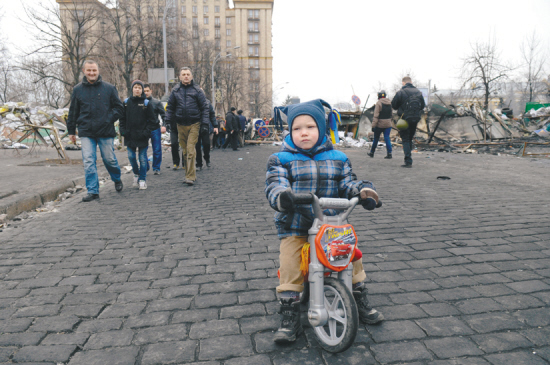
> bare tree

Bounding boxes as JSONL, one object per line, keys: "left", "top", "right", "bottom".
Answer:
{"left": 20, "top": 0, "right": 102, "bottom": 99}
{"left": 519, "top": 31, "right": 547, "bottom": 103}
{"left": 99, "top": 0, "right": 146, "bottom": 96}
{"left": 460, "top": 38, "right": 513, "bottom": 110}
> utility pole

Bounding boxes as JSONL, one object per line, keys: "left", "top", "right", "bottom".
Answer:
{"left": 162, "top": 0, "right": 172, "bottom": 98}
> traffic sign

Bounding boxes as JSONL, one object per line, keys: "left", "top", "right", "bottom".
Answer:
{"left": 254, "top": 119, "right": 265, "bottom": 130}
{"left": 351, "top": 95, "right": 361, "bottom": 105}
{"left": 257, "top": 126, "right": 270, "bottom": 138}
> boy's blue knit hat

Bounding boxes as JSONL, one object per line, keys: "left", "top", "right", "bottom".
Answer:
{"left": 275, "top": 99, "right": 331, "bottom": 149}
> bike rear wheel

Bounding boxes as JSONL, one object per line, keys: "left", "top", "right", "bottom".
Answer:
{"left": 313, "top": 277, "right": 358, "bottom": 353}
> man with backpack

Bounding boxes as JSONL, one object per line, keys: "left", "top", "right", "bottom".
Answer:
{"left": 392, "top": 76, "right": 426, "bottom": 168}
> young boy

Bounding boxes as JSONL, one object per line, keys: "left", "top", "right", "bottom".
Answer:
{"left": 265, "top": 99, "right": 384, "bottom": 343}
{"left": 119, "top": 80, "right": 159, "bottom": 190}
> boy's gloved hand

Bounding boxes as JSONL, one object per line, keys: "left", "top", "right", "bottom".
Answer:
{"left": 360, "top": 188, "right": 379, "bottom": 211}
{"left": 277, "top": 188, "right": 294, "bottom": 212}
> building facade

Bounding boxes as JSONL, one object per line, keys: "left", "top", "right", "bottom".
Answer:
{"left": 56, "top": 0, "right": 274, "bottom": 117}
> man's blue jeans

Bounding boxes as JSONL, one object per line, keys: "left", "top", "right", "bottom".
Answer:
{"left": 80, "top": 137, "right": 122, "bottom": 195}
{"left": 127, "top": 146, "right": 149, "bottom": 181}
{"left": 370, "top": 127, "right": 392, "bottom": 155}
{"left": 151, "top": 128, "right": 162, "bottom": 171}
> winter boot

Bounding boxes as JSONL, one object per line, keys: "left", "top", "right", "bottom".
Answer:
{"left": 384, "top": 153, "right": 392, "bottom": 159}
{"left": 273, "top": 297, "right": 303, "bottom": 343}
{"left": 353, "top": 283, "right": 384, "bottom": 324}
{"left": 367, "top": 152, "right": 374, "bottom": 158}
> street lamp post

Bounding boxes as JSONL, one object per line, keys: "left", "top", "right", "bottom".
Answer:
{"left": 211, "top": 46, "right": 240, "bottom": 114}
{"left": 162, "top": 0, "right": 173, "bottom": 98}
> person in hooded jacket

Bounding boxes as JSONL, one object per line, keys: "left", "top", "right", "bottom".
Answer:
{"left": 119, "top": 80, "right": 159, "bottom": 190}
{"left": 367, "top": 90, "right": 393, "bottom": 159}
{"left": 265, "top": 99, "right": 384, "bottom": 344}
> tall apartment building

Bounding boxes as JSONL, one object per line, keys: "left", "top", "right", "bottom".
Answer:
{"left": 181, "top": 0, "right": 273, "bottom": 117}
{"left": 56, "top": 0, "right": 274, "bottom": 117}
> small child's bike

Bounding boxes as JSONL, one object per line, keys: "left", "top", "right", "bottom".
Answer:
{"left": 285, "top": 191, "right": 380, "bottom": 353}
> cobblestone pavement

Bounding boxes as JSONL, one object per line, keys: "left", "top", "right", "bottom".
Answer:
{"left": 1, "top": 145, "right": 549, "bottom": 365}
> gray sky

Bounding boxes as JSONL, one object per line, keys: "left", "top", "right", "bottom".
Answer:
{"left": 3, "top": 0, "right": 550, "bottom": 108}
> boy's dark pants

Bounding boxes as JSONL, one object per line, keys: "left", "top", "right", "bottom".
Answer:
{"left": 170, "top": 128, "right": 184, "bottom": 167}
{"left": 399, "top": 121, "right": 418, "bottom": 166}
{"left": 195, "top": 129, "right": 211, "bottom": 167}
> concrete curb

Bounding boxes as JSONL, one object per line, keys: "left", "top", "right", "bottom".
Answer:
{"left": 0, "top": 155, "right": 130, "bottom": 220}
{"left": 0, "top": 176, "right": 86, "bottom": 220}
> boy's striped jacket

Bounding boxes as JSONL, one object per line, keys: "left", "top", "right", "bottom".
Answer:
{"left": 265, "top": 135, "right": 375, "bottom": 238}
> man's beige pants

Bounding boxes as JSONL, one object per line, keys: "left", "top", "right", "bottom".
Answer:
{"left": 277, "top": 235, "right": 367, "bottom": 293}
{"left": 177, "top": 123, "right": 200, "bottom": 182}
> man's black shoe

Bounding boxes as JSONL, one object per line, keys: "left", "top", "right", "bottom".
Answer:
{"left": 196, "top": 165, "right": 202, "bottom": 171}
{"left": 82, "top": 194, "right": 99, "bottom": 202}
{"left": 114, "top": 181, "right": 123, "bottom": 192}
{"left": 367, "top": 152, "right": 374, "bottom": 158}
{"left": 206, "top": 162, "right": 211, "bottom": 168}
{"left": 401, "top": 164, "right": 412, "bottom": 168}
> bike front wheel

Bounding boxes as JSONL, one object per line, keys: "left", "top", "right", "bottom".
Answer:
{"left": 313, "top": 277, "right": 358, "bottom": 353}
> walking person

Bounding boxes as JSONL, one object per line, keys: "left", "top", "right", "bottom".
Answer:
{"left": 391, "top": 76, "right": 425, "bottom": 168}
{"left": 143, "top": 84, "right": 166, "bottom": 175}
{"left": 222, "top": 107, "right": 239, "bottom": 151}
{"left": 67, "top": 60, "right": 124, "bottom": 202}
{"left": 165, "top": 67, "right": 210, "bottom": 185}
{"left": 119, "top": 80, "right": 159, "bottom": 190}
{"left": 367, "top": 90, "right": 393, "bottom": 159}
{"left": 195, "top": 101, "right": 218, "bottom": 170}
{"left": 237, "top": 109, "right": 247, "bottom": 147}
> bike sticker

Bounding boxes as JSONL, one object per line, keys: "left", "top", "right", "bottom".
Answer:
{"left": 315, "top": 224, "right": 358, "bottom": 271}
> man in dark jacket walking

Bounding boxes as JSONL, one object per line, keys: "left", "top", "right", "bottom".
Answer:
{"left": 67, "top": 60, "right": 124, "bottom": 202}
{"left": 143, "top": 84, "right": 166, "bottom": 175}
{"left": 237, "top": 110, "right": 247, "bottom": 147}
{"left": 196, "top": 101, "right": 218, "bottom": 169}
{"left": 222, "top": 107, "right": 239, "bottom": 151}
{"left": 120, "top": 80, "right": 159, "bottom": 190}
{"left": 391, "top": 77, "right": 426, "bottom": 168}
{"left": 165, "top": 67, "right": 210, "bottom": 185}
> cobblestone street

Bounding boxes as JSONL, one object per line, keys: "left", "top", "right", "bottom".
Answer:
{"left": 1, "top": 145, "right": 549, "bottom": 365}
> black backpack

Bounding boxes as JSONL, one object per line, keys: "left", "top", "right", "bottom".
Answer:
{"left": 402, "top": 91, "right": 423, "bottom": 121}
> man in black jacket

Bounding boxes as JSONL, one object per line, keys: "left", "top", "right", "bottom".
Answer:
{"left": 67, "top": 60, "right": 124, "bottom": 202}
{"left": 391, "top": 76, "right": 426, "bottom": 168}
{"left": 222, "top": 107, "right": 239, "bottom": 151}
{"left": 143, "top": 84, "right": 166, "bottom": 175}
{"left": 165, "top": 67, "right": 210, "bottom": 185}
{"left": 196, "top": 101, "right": 218, "bottom": 170}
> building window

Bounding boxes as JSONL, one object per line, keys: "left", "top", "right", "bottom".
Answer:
{"left": 249, "top": 59, "right": 259, "bottom": 68}
{"left": 192, "top": 17, "right": 198, "bottom": 26}
{"left": 204, "top": 29, "right": 209, "bottom": 36}
{"left": 183, "top": 40, "right": 188, "bottom": 48}
{"left": 226, "top": 29, "right": 231, "bottom": 36}
{"left": 181, "top": 16, "right": 187, "bottom": 25}
{"left": 193, "top": 29, "right": 199, "bottom": 38}
{"left": 249, "top": 69, "right": 260, "bottom": 80}
{"left": 204, "top": 17, "right": 209, "bottom": 24}
{"left": 215, "top": 39, "right": 221, "bottom": 50}
{"left": 248, "top": 21, "right": 259, "bottom": 32}
{"left": 148, "top": 16, "right": 154, "bottom": 26}
{"left": 181, "top": 5, "right": 186, "bottom": 14}
{"left": 248, "top": 34, "right": 259, "bottom": 43}
{"left": 215, "top": 17, "right": 220, "bottom": 26}
{"left": 192, "top": 6, "right": 197, "bottom": 14}
{"left": 226, "top": 17, "right": 231, "bottom": 24}
{"left": 248, "top": 46, "right": 259, "bottom": 56}
{"left": 215, "top": 6, "right": 220, "bottom": 13}
{"left": 248, "top": 9, "right": 259, "bottom": 19}
{"left": 215, "top": 28, "right": 220, "bottom": 38}
{"left": 226, "top": 40, "right": 231, "bottom": 47}
{"left": 147, "top": 6, "right": 153, "bottom": 13}
{"left": 203, "top": 6, "right": 208, "bottom": 13}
